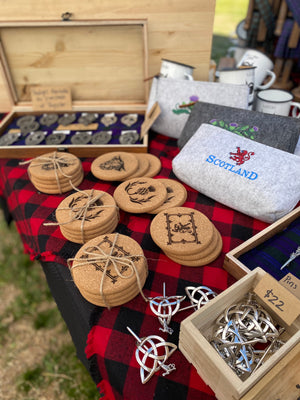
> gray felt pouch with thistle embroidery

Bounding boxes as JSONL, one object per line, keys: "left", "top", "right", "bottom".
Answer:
{"left": 178, "top": 101, "right": 300, "bottom": 153}
{"left": 172, "top": 124, "right": 300, "bottom": 223}
{"left": 147, "top": 77, "right": 249, "bottom": 139}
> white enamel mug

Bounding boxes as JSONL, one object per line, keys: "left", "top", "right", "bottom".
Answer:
{"left": 218, "top": 66, "right": 255, "bottom": 109}
{"left": 160, "top": 58, "right": 194, "bottom": 80}
{"left": 255, "top": 89, "right": 300, "bottom": 117}
{"left": 237, "top": 49, "right": 276, "bottom": 90}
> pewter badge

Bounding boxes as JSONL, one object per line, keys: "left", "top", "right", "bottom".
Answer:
{"left": 70, "top": 131, "right": 92, "bottom": 145}
{"left": 101, "top": 113, "right": 117, "bottom": 127}
{"left": 46, "top": 132, "right": 66, "bottom": 145}
{"left": 78, "top": 113, "right": 98, "bottom": 126}
{"left": 91, "top": 131, "right": 112, "bottom": 145}
{"left": 58, "top": 113, "right": 76, "bottom": 126}
{"left": 25, "top": 131, "right": 45, "bottom": 145}
{"left": 0, "top": 132, "right": 20, "bottom": 146}
{"left": 121, "top": 113, "right": 138, "bottom": 127}
{"left": 119, "top": 130, "right": 139, "bottom": 144}
{"left": 40, "top": 113, "right": 59, "bottom": 127}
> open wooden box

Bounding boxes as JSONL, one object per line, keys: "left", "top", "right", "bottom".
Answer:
{"left": 179, "top": 267, "right": 300, "bottom": 400}
{"left": 0, "top": 18, "right": 157, "bottom": 158}
{"left": 224, "top": 206, "right": 300, "bottom": 289}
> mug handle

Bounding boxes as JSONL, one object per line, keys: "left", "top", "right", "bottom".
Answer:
{"left": 256, "top": 70, "right": 276, "bottom": 90}
{"left": 291, "top": 102, "right": 300, "bottom": 118}
{"left": 184, "top": 73, "right": 194, "bottom": 81}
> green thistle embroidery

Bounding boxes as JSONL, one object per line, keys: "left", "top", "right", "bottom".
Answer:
{"left": 172, "top": 95, "right": 199, "bottom": 115}
{"left": 209, "top": 119, "right": 259, "bottom": 140}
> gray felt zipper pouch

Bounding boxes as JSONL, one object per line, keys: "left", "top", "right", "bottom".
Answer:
{"left": 172, "top": 124, "right": 300, "bottom": 223}
{"left": 147, "top": 77, "right": 249, "bottom": 139}
{"left": 178, "top": 101, "right": 300, "bottom": 153}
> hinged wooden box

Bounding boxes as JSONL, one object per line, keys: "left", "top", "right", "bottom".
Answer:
{"left": 179, "top": 267, "right": 300, "bottom": 400}
{"left": 224, "top": 206, "right": 300, "bottom": 284}
{"left": 0, "top": 18, "right": 157, "bottom": 158}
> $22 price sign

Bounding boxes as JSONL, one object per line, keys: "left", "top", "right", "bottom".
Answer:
{"left": 254, "top": 273, "right": 300, "bottom": 326}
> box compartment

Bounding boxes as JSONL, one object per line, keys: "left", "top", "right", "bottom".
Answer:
{"left": 179, "top": 267, "right": 300, "bottom": 400}
{"left": 224, "top": 206, "right": 300, "bottom": 282}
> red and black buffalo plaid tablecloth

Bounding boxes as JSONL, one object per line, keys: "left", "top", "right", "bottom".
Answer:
{"left": 0, "top": 132, "right": 269, "bottom": 400}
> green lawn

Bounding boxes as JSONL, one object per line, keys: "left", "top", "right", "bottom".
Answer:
{"left": 213, "top": 0, "right": 249, "bottom": 36}
{"left": 211, "top": 0, "right": 249, "bottom": 63}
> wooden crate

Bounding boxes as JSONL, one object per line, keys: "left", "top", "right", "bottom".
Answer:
{"left": 224, "top": 206, "right": 300, "bottom": 281}
{"left": 0, "top": 1, "right": 217, "bottom": 112}
{"left": 179, "top": 267, "right": 300, "bottom": 400}
{"left": 0, "top": 19, "right": 160, "bottom": 158}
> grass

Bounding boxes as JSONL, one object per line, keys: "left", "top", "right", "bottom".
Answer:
{"left": 211, "top": 0, "right": 249, "bottom": 64}
{"left": 0, "top": 2, "right": 249, "bottom": 399}
{"left": 0, "top": 215, "right": 99, "bottom": 400}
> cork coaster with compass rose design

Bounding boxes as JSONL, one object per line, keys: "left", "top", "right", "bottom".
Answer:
{"left": 113, "top": 177, "right": 168, "bottom": 213}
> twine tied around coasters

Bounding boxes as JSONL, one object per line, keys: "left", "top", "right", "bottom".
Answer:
{"left": 19, "top": 152, "right": 77, "bottom": 194}
{"left": 68, "top": 233, "right": 148, "bottom": 308}
{"left": 45, "top": 188, "right": 119, "bottom": 243}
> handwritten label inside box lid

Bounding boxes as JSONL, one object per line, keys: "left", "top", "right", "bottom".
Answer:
{"left": 254, "top": 273, "right": 300, "bottom": 326}
{"left": 280, "top": 273, "right": 300, "bottom": 300}
{"left": 30, "top": 86, "right": 72, "bottom": 112}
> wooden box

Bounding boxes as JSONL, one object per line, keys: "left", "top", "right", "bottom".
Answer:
{"left": 0, "top": 1, "right": 217, "bottom": 112}
{"left": 224, "top": 206, "right": 300, "bottom": 282}
{"left": 179, "top": 267, "right": 300, "bottom": 400}
{"left": 0, "top": 18, "right": 159, "bottom": 158}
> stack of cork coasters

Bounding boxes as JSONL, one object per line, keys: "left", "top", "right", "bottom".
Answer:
{"left": 27, "top": 151, "right": 84, "bottom": 194}
{"left": 149, "top": 179, "right": 187, "bottom": 214}
{"left": 113, "top": 177, "right": 168, "bottom": 213}
{"left": 91, "top": 151, "right": 161, "bottom": 181}
{"left": 150, "top": 206, "right": 222, "bottom": 266}
{"left": 113, "top": 177, "right": 187, "bottom": 214}
{"left": 69, "top": 233, "right": 148, "bottom": 307}
{"left": 56, "top": 189, "right": 119, "bottom": 244}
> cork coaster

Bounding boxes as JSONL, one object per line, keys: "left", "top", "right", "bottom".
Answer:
{"left": 31, "top": 170, "right": 84, "bottom": 194}
{"left": 30, "top": 166, "right": 83, "bottom": 188}
{"left": 143, "top": 154, "right": 162, "bottom": 177}
{"left": 56, "top": 190, "right": 118, "bottom": 231}
{"left": 28, "top": 151, "right": 81, "bottom": 181}
{"left": 76, "top": 266, "right": 148, "bottom": 307}
{"left": 79, "top": 260, "right": 148, "bottom": 300}
{"left": 70, "top": 233, "right": 148, "bottom": 300}
{"left": 60, "top": 211, "right": 119, "bottom": 236}
{"left": 165, "top": 230, "right": 223, "bottom": 266}
{"left": 149, "top": 179, "right": 187, "bottom": 214}
{"left": 150, "top": 207, "right": 215, "bottom": 256}
{"left": 113, "top": 177, "right": 168, "bottom": 213}
{"left": 123, "top": 153, "right": 150, "bottom": 179}
{"left": 91, "top": 151, "right": 139, "bottom": 181}
{"left": 59, "top": 216, "right": 118, "bottom": 244}
{"left": 165, "top": 227, "right": 218, "bottom": 260}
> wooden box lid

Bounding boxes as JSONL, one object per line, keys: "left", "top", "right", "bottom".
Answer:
{"left": 0, "top": 18, "right": 149, "bottom": 111}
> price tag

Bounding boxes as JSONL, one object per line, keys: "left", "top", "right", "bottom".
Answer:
{"left": 280, "top": 273, "right": 300, "bottom": 300}
{"left": 30, "top": 85, "right": 72, "bottom": 112}
{"left": 254, "top": 273, "right": 300, "bottom": 326}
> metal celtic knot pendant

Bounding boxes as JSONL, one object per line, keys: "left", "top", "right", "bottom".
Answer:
{"left": 127, "top": 326, "right": 177, "bottom": 384}
{"left": 148, "top": 282, "right": 185, "bottom": 334}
